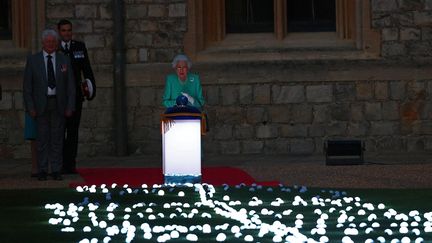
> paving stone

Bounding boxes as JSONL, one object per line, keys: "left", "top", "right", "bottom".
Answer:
{"left": 242, "top": 140, "right": 264, "bottom": 154}
{"left": 375, "top": 81, "right": 389, "bottom": 100}
{"left": 365, "top": 102, "right": 383, "bottom": 120}
{"left": 326, "top": 122, "right": 348, "bottom": 136}
{"left": 234, "top": 124, "right": 254, "bottom": 139}
{"left": 398, "top": 0, "right": 425, "bottom": 10}
{"left": 306, "top": 85, "right": 332, "bottom": 103}
{"left": 239, "top": 85, "right": 252, "bottom": 105}
{"left": 335, "top": 84, "right": 356, "bottom": 102}
{"left": 168, "top": 3, "right": 186, "bottom": 17}
{"left": 148, "top": 4, "right": 166, "bottom": 17}
{"left": 272, "top": 85, "right": 304, "bottom": 104}
{"left": 356, "top": 82, "right": 373, "bottom": 100}
{"left": 390, "top": 81, "right": 407, "bottom": 100}
{"left": 76, "top": 4, "right": 97, "bottom": 19}
{"left": 290, "top": 139, "right": 315, "bottom": 154}
{"left": 204, "top": 86, "right": 219, "bottom": 105}
{"left": 372, "top": 0, "right": 398, "bottom": 11}
{"left": 382, "top": 28, "right": 399, "bottom": 41}
{"left": 406, "top": 137, "right": 426, "bottom": 151}
{"left": 280, "top": 124, "right": 308, "bottom": 137}
{"left": 268, "top": 105, "right": 291, "bottom": 123}
{"left": 264, "top": 139, "right": 290, "bottom": 154}
{"left": 313, "top": 105, "right": 331, "bottom": 123}
{"left": 382, "top": 101, "right": 400, "bottom": 120}
{"left": 309, "top": 123, "right": 327, "bottom": 137}
{"left": 0, "top": 92, "right": 12, "bottom": 110}
{"left": 246, "top": 107, "right": 267, "bottom": 124}
{"left": 220, "top": 141, "right": 240, "bottom": 154}
{"left": 253, "top": 84, "right": 271, "bottom": 104}
{"left": 382, "top": 42, "right": 407, "bottom": 57}
{"left": 291, "top": 104, "right": 313, "bottom": 123}
{"left": 256, "top": 124, "right": 279, "bottom": 139}
{"left": 139, "top": 48, "right": 149, "bottom": 62}
{"left": 370, "top": 121, "right": 399, "bottom": 135}
{"left": 84, "top": 34, "right": 105, "bottom": 48}
{"left": 220, "top": 86, "right": 238, "bottom": 105}
{"left": 414, "top": 11, "right": 432, "bottom": 26}
{"left": 330, "top": 103, "right": 351, "bottom": 121}
{"left": 376, "top": 137, "right": 404, "bottom": 151}
{"left": 127, "top": 4, "right": 148, "bottom": 19}
{"left": 347, "top": 122, "right": 369, "bottom": 136}
{"left": 400, "top": 27, "right": 421, "bottom": 40}
{"left": 214, "top": 124, "right": 233, "bottom": 140}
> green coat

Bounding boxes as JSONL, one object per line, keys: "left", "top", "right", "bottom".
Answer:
{"left": 162, "top": 73, "right": 205, "bottom": 109}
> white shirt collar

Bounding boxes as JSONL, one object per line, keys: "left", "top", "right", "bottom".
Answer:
{"left": 43, "top": 50, "right": 56, "bottom": 58}
{"left": 62, "top": 41, "right": 71, "bottom": 49}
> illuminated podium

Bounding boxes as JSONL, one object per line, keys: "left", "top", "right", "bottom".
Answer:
{"left": 161, "top": 112, "right": 206, "bottom": 184}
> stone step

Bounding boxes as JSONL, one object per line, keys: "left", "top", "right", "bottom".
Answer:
{"left": 195, "top": 33, "right": 375, "bottom": 63}
{"left": 0, "top": 41, "right": 28, "bottom": 67}
{"left": 196, "top": 49, "right": 379, "bottom": 63}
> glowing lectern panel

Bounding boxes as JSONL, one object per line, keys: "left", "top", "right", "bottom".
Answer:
{"left": 162, "top": 114, "right": 202, "bottom": 184}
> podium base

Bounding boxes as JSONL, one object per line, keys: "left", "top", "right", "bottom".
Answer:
{"left": 164, "top": 175, "right": 201, "bottom": 185}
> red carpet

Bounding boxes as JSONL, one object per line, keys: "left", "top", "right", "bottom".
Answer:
{"left": 69, "top": 167, "right": 278, "bottom": 188}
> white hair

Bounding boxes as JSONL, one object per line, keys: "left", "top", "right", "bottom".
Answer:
{"left": 41, "top": 29, "right": 59, "bottom": 41}
{"left": 171, "top": 54, "right": 192, "bottom": 69}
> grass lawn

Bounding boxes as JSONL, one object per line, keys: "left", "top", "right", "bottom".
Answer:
{"left": 0, "top": 184, "right": 431, "bottom": 243}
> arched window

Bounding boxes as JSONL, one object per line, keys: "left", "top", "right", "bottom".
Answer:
{"left": 184, "top": 0, "right": 380, "bottom": 59}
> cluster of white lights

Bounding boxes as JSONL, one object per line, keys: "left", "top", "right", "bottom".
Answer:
{"left": 42, "top": 183, "right": 432, "bottom": 243}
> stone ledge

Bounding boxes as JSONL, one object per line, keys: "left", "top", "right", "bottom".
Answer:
{"left": 2, "top": 59, "right": 432, "bottom": 90}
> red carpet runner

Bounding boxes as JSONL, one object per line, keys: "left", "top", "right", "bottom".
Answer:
{"left": 70, "top": 167, "right": 278, "bottom": 188}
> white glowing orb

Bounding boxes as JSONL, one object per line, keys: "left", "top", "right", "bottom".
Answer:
{"left": 244, "top": 235, "right": 254, "bottom": 242}
{"left": 186, "top": 234, "right": 198, "bottom": 241}
{"left": 99, "top": 221, "right": 107, "bottom": 229}
{"left": 170, "top": 230, "right": 180, "bottom": 238}
{"left": 63, "top": 219, "right": 71, "bottom": 226}
{"left": 216, "top": 233, "right": 226, "bottom": 242}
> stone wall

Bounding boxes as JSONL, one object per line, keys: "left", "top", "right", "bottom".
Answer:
{"left": 45, "top": 0, "right": 187, "bottom": 64}
{"left": 121, "top": 61, "right": 432, "bottom": 156}
{"left": 372, "top": 0, "right": 432, "bottom": 58}
{"left": 2, "top": 60, "right": 432, "bottom": 159}
{"left": 2, "top": 1, "right": 432, "bottom": 159}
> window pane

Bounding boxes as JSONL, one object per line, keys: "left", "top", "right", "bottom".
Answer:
{"left": 0, "top": 0, "right": 12, "bottom": 39}
{"left": 287, "top": 0, "right": 336, "bottom": 32}
{"left": 226, "top": 0, "right": 274, "bottom": 33}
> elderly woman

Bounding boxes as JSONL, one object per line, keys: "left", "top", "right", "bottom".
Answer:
{"left": 162, "top": 54, "right": 205, "bottom": 110}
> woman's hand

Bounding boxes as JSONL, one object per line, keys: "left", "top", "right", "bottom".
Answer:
{"left": 181, "top": 92, "right": 195, "bottom": 105}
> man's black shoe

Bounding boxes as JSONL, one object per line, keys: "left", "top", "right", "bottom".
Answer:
{"left": 37, "top": 172, "right": 47, "bottom": 181}
{"left": 52, "top": 172, "right": 63, "bottom": 181}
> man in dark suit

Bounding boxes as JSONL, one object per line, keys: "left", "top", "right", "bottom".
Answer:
{"left": 57, "top": 19, "right": 96, "bottom": 174}
{"left": 23, "top": 29, "right": 75, "bottom": 181}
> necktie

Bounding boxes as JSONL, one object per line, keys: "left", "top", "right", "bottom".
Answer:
{"left": 64, "top": 43, "right": 69, "bottom": 54}
{"left": 47, "top": 55, "right": 56, "bottom": 89}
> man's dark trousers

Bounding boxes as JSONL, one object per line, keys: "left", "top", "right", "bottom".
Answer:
{"left": 63, "top": 99, "right": 82, "bottom": 172}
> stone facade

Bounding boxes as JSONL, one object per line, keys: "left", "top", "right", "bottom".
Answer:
{"left": 373, "top": 0, "right": 432, "bottom": 58}
{"left": 46, "top": 0, "right": 187, "bottom": 64}
{"left": 1, "top": 0, "right": 432, "bottom": 159}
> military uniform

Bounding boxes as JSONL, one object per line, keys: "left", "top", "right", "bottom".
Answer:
{"left": 59, "top": 40, "right": 96, "bottom": 173}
